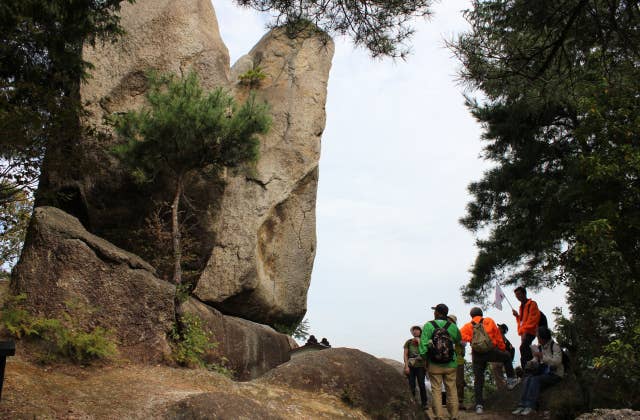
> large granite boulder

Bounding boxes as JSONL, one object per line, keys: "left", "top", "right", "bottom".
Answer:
{"left": 11, "top": 207, "right": 291, "bottom": 377}
{"left": 259, "top": 348, "right": 423, "bottom": 419}
{"left": 193, "top": 27, "right": 333, "bottom": 326}
{"left": 37, "top": 0, "right": 333, "bottom": 328}
{"left": 163, "top": 391, "right": 283, "bottom": 420}
{"left": 183, "top": 298, "right": 291, "bottom": 380}
{"left": 82, "top": 0, "right": 231, "bottom": 116}
{"left": 11, "top": 206, "right": 175, "bottom": 362}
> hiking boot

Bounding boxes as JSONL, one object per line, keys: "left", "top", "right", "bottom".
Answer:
{"left": 506, "top": 377, "right": 520, "bottom": 390}
{"left": 512, "top": 407, "right": 524, "bottom": 415}
{"left": 520, "top": 407, "right": 534, "bottom": 416}
{"left": 475, "top": 405, "right": 483, "bottom": 414}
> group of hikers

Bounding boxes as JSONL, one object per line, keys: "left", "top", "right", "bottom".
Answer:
{"left": 304, "top": 335, "right": 331, "bottom": 347}
{"left": 403, "top": 286, "right": 566, "bottom": 418}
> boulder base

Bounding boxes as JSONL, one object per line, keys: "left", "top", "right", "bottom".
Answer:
{"left": 163, "top": 391, "right": 283, "bottom": 420}
{"left": 259, "top": 348, "right": 422, "bottom": 419}
{"left": 12, "top": 206, "right": 291, "bottom": 376}
{"left": 12, "top": 206, "right": 175, "bottom": 362}
{"left": 183, "top": 298, "right": 290, "bottom": 380}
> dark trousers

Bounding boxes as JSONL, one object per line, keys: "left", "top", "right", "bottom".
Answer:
{"left": 519, "top": 373, "right": 561, "bottom": 408}
{"left": 472, "top": 349, "right": 515, "bottom": 406}
{"left": 456, "top": 363, "right": 465, "bottom": 403}
{"left": 520, "top": 333, "right": 536, "bottom": 369}
{"left": 408, "top": 366, "right": 428, "bottom": 407}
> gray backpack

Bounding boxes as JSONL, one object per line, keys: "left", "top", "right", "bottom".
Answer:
{"left": 471, "top": 318, "right": 494, "bottom": 353}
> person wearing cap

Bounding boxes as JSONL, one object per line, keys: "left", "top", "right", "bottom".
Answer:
{"left": 403, "top": 325, "right": 428, "bottom": 409}
{"left": 447, "top": 314, "right": 466, "bottom": 409}
{"left": 419, "top": 303, "right": 461, "bottom": 420}
{"left": 460, "top": 307, "right": 519, "bottom": 414}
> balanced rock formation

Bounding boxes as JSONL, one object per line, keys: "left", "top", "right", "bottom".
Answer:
{"left": 11, "top": 206, "right": 175, "bottom": 362}
{"left": 194, "top": 27, "right": 334, "bottom": 325}
{"left": 37, "top": 0, "right": 333, "bottom": 327}
{"left": 12, "top": 207, "right": 290, "bottom": 378}
{"left": 259, "top": 348, "right": 422, "bottom": 419}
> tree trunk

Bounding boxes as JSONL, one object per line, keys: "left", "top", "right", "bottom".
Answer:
{"left": 171, "top": 174, "right": 183, "bottom": 286}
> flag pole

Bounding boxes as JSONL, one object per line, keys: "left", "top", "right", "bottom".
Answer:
{"left": 497, "top": 280, "right": 516, "bottom": 311}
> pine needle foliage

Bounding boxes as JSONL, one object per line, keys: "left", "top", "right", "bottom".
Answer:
{"left": 234, "top": 0, "right": 433, "bottom": 59}
{"left": 453, "top": 0, "right": 640, "bottom": 410}
{"left": 111, "top": 71, "right": 271, "bottom": 285}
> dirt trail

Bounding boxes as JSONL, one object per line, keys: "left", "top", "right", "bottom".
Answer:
{"left": 0, "top": 356, "right": 550, "bottom": 419}
{"left": 0, "top": 357, "right": 368, "bottom": 419}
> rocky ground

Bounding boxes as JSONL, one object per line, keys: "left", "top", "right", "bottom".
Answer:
{"left": 0, "top": 356, "right": 367, "bottom": 419}
{"left": 0, "top": 354, "right": 558, "bottom": 420}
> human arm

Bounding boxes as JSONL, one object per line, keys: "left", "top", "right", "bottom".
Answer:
{"left": 403, "top": 344, "right": 410, "bottom": 375}
{"left": 419, "top": 323, "right": 432, "bottom": 359}
{"left": 459, "top": 322, "right": 472, "bottom": 343}
{"left": 451, "top": 324, "right": 462, "bottom": 347}
{"left": 521, "top": 300, "right": 541, "bottom": 333}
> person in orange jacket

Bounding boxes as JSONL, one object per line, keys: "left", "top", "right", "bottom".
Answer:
{"left": 512, "top": 286, "right": 541, "bottom": 369}
{"left": 460, "top": 307, "right": 519, "bottom": 414}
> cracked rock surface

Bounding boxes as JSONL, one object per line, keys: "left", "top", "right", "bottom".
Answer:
{"left": 12, "top": 207, "right": 292, "bottom": 377}
{"left": 37, "top": 0, "right": 333, "bottom": 327}
{"left": 11, "top": 207, "right": 175, "bottom": 363}
{"left": 193, "top": 27, "right": 333, "bottom": 325}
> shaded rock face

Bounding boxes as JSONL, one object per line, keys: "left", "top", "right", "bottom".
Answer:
{"left": 38, "top": 0, "right": 333, "bottom": 327}
{"left": 12, "top": 207, "right": 290, "bottom": 378}
{"left": 11, "top": 207, "right": 175, "bottom": 363}
{"left": 164, "top": 391, "right": 284, "bottom": 420}
{"left": 259, "top": 348, "right": 423, "bottom": 419}
{"left": 183, "top": 298, "right": 290, "bottom": 380}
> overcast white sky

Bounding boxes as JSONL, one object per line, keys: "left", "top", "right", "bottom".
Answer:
{"left": 212, "top": 0, "right": 567, "bottom": 362}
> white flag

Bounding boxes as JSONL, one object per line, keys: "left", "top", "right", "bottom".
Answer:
{"left": 493, "top": 284, "right": 506, "bottom": 310}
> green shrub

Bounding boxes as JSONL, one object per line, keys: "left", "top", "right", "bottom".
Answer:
{"left": 46, "top": 323, "right": 117, "bottom": 363}
{"left": 169, "top": 313, "right": 234, "bottom": 376}
{"left": 273, "top": 317, "right": 309, "bottom": 341}
{"left": 592, "top": 322, "right": 640, "bottom": 408}
{"left": 169, "top": 312, "right": 216, "bottom": 367}
{"left": 238, "top": 66, "right": 267, "bottom": 88}
{"left": 207, "top": 357, "right": 233, "bottom": 377}
{"left": 0, "top": 293, "right": 117, "bottom": 364}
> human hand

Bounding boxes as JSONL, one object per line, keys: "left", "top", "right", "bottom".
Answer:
{"left": 404, "top": 366, "right": 410, "bottom": 375}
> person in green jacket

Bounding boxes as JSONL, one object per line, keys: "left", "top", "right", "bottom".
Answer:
{"left": 419, "top": 303, "right": 462, "bottom": 420}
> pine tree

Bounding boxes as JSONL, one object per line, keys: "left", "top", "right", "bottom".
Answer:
{"left": 112, "top": 71, "right": 271, "bottom": 287}
{"left": 234, "top": 0, "right": 433, "bottom": 58}
{"left": 454, "top": 0, "right": 640, "bottom": 408}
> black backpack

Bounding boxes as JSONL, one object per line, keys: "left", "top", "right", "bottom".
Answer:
{"left": 539, "top": 311, "right": 548, "bottom": 328}
{"left": 428, "top": 320, "right": 454, "bottom": 363}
